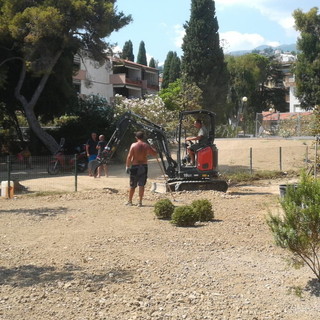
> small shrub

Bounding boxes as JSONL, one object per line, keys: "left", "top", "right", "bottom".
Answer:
{"left": 191, "top": 199, "right": 214, "bottom": 221}
{"left": 267, "top": 172, "right": 320, "bottom": 281}
{"left": 171, "top": 205, "right": 198, "bottom": 227}
{"left": 154, "top": 198, "right": 175, "bottom": 219}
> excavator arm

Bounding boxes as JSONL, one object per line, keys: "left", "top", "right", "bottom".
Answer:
{"left": 100, "top": 112, "right": 177, "bottom": 177}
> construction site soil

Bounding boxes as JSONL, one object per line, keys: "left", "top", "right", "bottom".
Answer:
{"left": 1, "top": 138, "right": 319, "bottom": 320}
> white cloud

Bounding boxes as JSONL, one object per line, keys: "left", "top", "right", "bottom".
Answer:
{"left": 173, "top": 24, "right": 185, "bottom": 48}
{"left": 266, "top": 41, "right": 281, "bottom": 47}
{"left": 220, "top": 31, "right": 265, "bottom": 52}
{"left": 216, "top": 0, "right": 298, "bottom": 38}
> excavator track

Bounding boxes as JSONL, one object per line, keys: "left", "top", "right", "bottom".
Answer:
{"left": 166, "top": 179, "right": 228, "bottom": 192}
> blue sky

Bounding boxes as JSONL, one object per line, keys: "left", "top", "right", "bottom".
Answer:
{"left": 109, "top": 0, "right": 319, "bottom": 65}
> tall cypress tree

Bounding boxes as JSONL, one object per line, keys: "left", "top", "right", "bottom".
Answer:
{"left": 149, "top": 57, "right": 156, "bottom": 68}
{"left": 169, "top": 52, "right": 181, "bottom": 84}
{"left": 181, "top": 0, "right": 228, "bottom": 122}
{"left": 162, "top": 51, "right": 174, "bottom": 89}
{"left": 136, "top": 41, "right": 147, "bottom": 66}
{"left": 121, "top": 40, "right": 134, "bottom": 61}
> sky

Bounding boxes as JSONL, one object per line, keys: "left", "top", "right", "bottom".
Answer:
{"left": 108, "top": 0, "right": 319, "bottom": 65}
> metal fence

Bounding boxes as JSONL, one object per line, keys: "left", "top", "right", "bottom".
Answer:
{"left": 1, "top": 139, "right": 318, "bottom": 197}
{"left": 255, "top": 112, "right": 314, "bottom": 137}
{"left": 0, "top": 155, "right": 84, "bottom": 197}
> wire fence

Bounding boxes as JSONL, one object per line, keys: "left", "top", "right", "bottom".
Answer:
{"left": 255, "top": 112, "right": 314, "bottom": 137}
{"left": 0, "top": 140, "right": 318, "bottom": 197}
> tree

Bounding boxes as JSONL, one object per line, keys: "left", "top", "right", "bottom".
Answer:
{"left": 181, "top": 0, "right": 228, "bottom": 122}
{"left": 293, "top": 7, "right": 320, "bottom": 109}
{"left": 159, "top": 79, "right": 202, "bottom": 112}
{"left": 121, "top": 40, "right": 134, "bottom": 61}
{"left": 162, "top": 51, "right": 181, "bottom": 89}
{"left": 267, "top": 173, "right": 320, "bottom": 282}
{"left": 0, "top": 0, "right": 131, "bottom": 154}
{"left": 162, "top": 51, "right": 174, "bottom": 89}
{"left": 169, "top": 53, "right": 181, "bottom": 85}
{"left": 224, "top": 53, "right": 288, "bottom": 134}
{"left": 136, "top": 41, "right": 147, "bottom": 66}
{"left": 149, "top": 57, "right": 156, "bottom": 68}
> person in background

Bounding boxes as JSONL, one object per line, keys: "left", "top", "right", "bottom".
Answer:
{"left": 186, "top": 119, "right": 208, "bottom": 166}
{"left": 96, "top": 134, "right": 108, "bottom": 178}
{"left": 125, "top": 131, "right": 157, "bottom": 207}
{"left": 86, "top": 132, "right": 98, "bottom": 176}
{"left": 18, "top": 144, "right": 32, "bottom": 169}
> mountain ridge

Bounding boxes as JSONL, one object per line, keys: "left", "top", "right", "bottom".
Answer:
{"left": 229, "top": 43, "right": 297, "bottom": 56}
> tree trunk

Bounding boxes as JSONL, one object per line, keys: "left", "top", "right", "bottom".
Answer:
{"left": 13, "top": 51, "right": 63, "bottom": 154}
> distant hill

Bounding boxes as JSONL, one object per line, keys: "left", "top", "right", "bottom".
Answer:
{"left": 229, "top": 43, "right": 297, "bottom": 56}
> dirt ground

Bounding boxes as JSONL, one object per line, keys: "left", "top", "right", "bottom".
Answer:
{"left": 1, "top": 138, "right": 320, "bottom": 320}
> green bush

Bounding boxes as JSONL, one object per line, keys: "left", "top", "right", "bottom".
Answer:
{"left": 191, "top": 199, "right": 214, "bottom": 221}
{"left": 154, "top": 198, "right": 175, "bottom": 219}
{"left": 171, "top": 205, "right": 198, "bottom": 227}
{"left": 267, "top": 172, "right": 320, "bottom": 281}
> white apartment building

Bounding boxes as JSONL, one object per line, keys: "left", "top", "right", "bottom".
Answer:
{"left": 73, "top": 55, "right": 159, "bottom": 103}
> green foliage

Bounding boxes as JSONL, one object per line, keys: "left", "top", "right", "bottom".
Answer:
{"left": 154, "top": 198, "right": 175, "bottom": 219}
{"left": 224, "top": 170, "right": 294, "bottom": 184}
{"left": 0, "top": 0, "right": 132, "bottom": 154}
{"left": 226, "top": 53, "right": 287, "bottom": 123}
{"left": 181, "top": 0, "right": 228, "bottom": 121}
{"left": 149, "top": 57, "right": 156, "bottom": 68}
{"left": 191, "top": 199, "right": 214, "bottom": 221}
{"left": 136, "top": 41, "right": 147, "bottom": 66}
{"left": 162, "top": 51, "right": 180, "bottom": 89}
{"left": 53, "top": 94, "right": 115, "bottom": 148}
{"left": 159, "top": 79, "right": 202, "bottom": 112}
{"left": 121, "top": 40, "right": 134, "bottom": 61}
{"left": 162, "top": 51, "right": 174, "bottom": 89}
{"left": 267, "top": 173, "right": 320, "bottom": 281}
{"left": 277, "top": 114, "right": 316, "bottom": 138}
{"left": 293, "top": 7, "right": 320, "bottom": 109}
{"left": 171, "top": 205, "right": 198, "bottom": 227}
{"left": 311, "top": 106, "right": 320, "bottom": 136}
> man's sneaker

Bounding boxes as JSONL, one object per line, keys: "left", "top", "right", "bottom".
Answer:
{"left": 137, "top": 202, "right": 143, "bottom": 207}
{"left": 125, "top": 201, "right": 133, "bottom": 206}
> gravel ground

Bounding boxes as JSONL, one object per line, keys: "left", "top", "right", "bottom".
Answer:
{"left": 1, "top": 175, "right": 320, "bottom": 320}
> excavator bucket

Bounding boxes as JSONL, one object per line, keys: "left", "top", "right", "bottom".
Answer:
{"left": 151, "top": 179, "right": 228, "bottom": 193}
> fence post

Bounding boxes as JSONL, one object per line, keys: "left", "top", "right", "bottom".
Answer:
{"left": 249, "top": 147, "right": 253, "bottom": 174}
{"left": 6, "top": 155, "right": 12, "bottom": 199}
{"left": 279, "top": 147, "right": 282, "bottom": 172}
{"left": 74, "top": 154, "right": 78, "bottom": 192}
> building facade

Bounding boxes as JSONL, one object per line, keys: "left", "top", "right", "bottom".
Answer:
{"left": 73, "top": 55, "right": 159, "bottom": 103}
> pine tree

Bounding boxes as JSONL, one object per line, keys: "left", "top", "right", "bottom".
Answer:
{"left": 149, "top": 57, "right": 156, "bottom": 68}
{"left": 136, "top": 41, "right": 147, "bottom": 66}
{"left": 121, "top": 40, "right": 134, "bottom": 61}
{"left": 169, "top": 53, "right": 181, "bottom": 84}
{"left": 162, "top": 51, "right": 174, "bottom": 89}
{"left": 181, "top": 0, "right": 228, "bottom": 122}
{"left": 293, "top": 8, "right": 320, "bottom": 109}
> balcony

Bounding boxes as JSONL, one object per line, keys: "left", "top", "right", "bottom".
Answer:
{"left": 110, "top": 74, "right": 142, "bottom": 87}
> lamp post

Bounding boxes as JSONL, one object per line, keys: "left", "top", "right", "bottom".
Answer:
{"left": 241, "top": 96, "right": 248, "bottom": 136}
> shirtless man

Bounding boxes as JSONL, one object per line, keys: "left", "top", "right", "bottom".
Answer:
{"left": 125, "top": 131, "right": 157, "bottom": 207}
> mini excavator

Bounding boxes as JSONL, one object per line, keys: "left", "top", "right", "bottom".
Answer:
{"left": 92, "top": 110, "right": 228, "bottom": 192}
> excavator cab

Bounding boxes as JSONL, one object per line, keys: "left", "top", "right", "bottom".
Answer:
{"left": 176, "top": 110, "right": 219, "bottom": 178}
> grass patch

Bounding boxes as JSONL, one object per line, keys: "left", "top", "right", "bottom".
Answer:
{"left": 25, "top": 191, "right": 68, "bottom": 197}
{"left": 222, "top": 170, "right": 298, "bottom": 184}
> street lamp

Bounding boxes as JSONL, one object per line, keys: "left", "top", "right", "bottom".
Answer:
{"left": 241, "top": 96, "right": 248, "bottom": 136}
